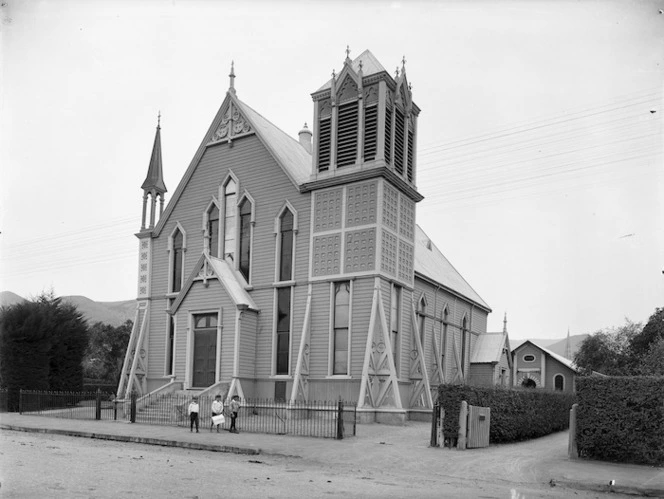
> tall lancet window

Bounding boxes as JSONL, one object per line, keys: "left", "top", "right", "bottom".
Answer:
{"left": 171, "top": 229, "right": 183, "bottom": 293}
{"left": 239, "top": 197, "right": 252, "bottom": 281}
{"left": 278, "top": 209, "right": 294, "bottom": 281}
{"left": 461, "top": 316, "right": 468, "bottom": 376}
{"left": 207, "top": 204, "right": 219, "bottom": 257}
{"left": 333, "top": 281, "right": 350, "bottom": 375}
{"left": 418, "top": 297, "right": 426, "bottom": 347}
{"left": 223, "top": 179, "right": 237, "bottom": 262}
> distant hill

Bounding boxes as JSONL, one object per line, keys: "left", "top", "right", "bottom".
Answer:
{"left": 0, "top": 291, "right": 135, "bottom": 327}
{"left": 510, "top": 334, "right": 589, "bottom": 360}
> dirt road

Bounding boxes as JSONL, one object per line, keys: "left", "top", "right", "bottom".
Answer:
{"left": 0, "top": 431, "right": 629, "bottom": 498}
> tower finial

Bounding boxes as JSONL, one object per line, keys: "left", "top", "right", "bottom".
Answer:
{"left": 157, "top": 110, "right": 161, "bottom": 128}
{"left": 395, "top": 66, "right": 399, "bottom": 78}
{"left": 503, "top": 312, "right": 507, "bottom": 334}
{"left": 345, "top": 45, "right": 351, "bottom": 62}
{"left": 229, "top": 60, "right": 236, "bottom": 94}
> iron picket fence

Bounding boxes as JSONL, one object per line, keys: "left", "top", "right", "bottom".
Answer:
{"left": 19, "top": 389, "right": 117, "bottom": 420}
{"left": 124, "top": 393, "right": 356, "bottom": 439}
{"left": 10, "top": 389, "right": 357, "bottom": 439}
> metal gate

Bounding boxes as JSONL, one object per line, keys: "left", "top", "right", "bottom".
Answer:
{"left": 467, "top": 404, "right": 491, "bottom": 449}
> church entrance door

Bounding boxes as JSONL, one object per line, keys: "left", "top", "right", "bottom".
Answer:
{"left": 192, "top": 313, "right": 218, "bottom": 388}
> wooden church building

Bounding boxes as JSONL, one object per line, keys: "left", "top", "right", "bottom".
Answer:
{"left": 118, "top": 49, "right": 493, "bottom": 423}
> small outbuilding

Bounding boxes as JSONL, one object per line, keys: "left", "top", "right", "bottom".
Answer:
{"left": 511, "top": 340, "right": 578, "bottom": 393}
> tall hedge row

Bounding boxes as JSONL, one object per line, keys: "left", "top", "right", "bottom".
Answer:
{"left": 576, "top": 376, "right": 664, "bottom": 465}
{"left": 438, "top": 385, "right": 576, "bottom": 444}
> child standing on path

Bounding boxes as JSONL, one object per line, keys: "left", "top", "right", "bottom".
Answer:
{"left": 188, "top": 396, "right": 200, "bottom": 433}
{"left": 210, "top": 394, "right": 224, "bottom": 432}
{"left": 229, "top": 395, "right": 240, "bottom": 433}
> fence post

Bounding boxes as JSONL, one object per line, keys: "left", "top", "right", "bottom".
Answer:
{"left": 430, "top": 402, "right": 439, "bottom": 447}
{"left": 458, "top": 400, "right": 468, "bottom": 450}
{"left": 336, "top": 399, "right": 344, "bottom": 440}
{"left": 438, "top": 407, "right": 445, "bottom": 448}
{"left": 568, "top": 403, "right": 578, "bottom": 459}
{"left": 130, "top": 391, "right": 137, "bottom": 423}
{"left": 95, "top": 388, "right": 102, "bottom": 420}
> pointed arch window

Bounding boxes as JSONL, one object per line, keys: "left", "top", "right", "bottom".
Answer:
{"left": 278, "top": 209, "right": 294, "bottom": 281}
{"left": 442, "top": 307, "right": 449, "bottom": 373}
{"left": 223, "top": 179, "right": 237, "bottom": 262}
{"left": 170, "top": 228, "right": 185, "bottom": 293}
{"left": 390, "top": 285, "right": 401, "bottom": 374}
{"left": 238, "top": 197, "right": 253, "bottom": 281}
{"left": 461, "top": 316, "right": 468, "bottom": 377}
{"left": 417, "top": 296, "right": 426, "bottom": 348}
{"left": 207, "top": 204, "right": 220, "bottom": 257}
{"left": 332, "top": 281, "right": 350, "bottom": 375}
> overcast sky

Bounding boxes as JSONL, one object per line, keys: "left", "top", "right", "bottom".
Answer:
{"left": 1, "top": 0, "right": 662, "bottom": 340}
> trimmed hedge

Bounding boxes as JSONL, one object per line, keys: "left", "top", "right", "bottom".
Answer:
{"left": 576, "top": 376, "right": 664, "bottom": 465}
{"left": 438, "top": 385, "right": 576, "bottom": 444}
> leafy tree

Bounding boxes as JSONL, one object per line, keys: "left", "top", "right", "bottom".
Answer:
{"left": 636, "top": 337, "right": 664, "bottom": 376}
{"left": 574, "top": 319, "right": 641, "bottom": 376}
{"left": 83, "top": 320, "right": 132, "bottom": 385}
{"left": 630, "top": 307, "right": 664, "bottom": 358}
{"left": 0, "top": 291, "right": 88, "bottom": 410}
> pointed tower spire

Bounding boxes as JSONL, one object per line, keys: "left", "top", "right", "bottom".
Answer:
{"left": 565, "top": 328, "right": 572, "bottom": 359}
{"left": 229, "top": 61, "right": 236, "bottom": 95}
{"left": 141, "top": 114, "right": 167, "bottom": 230}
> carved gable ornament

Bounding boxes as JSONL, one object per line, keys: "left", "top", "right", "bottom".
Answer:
{"left": 210, "top": 102, "right": 253, "bottom": 143}
{"left": 337, "top": 75, "right": 358, "bottom": 104}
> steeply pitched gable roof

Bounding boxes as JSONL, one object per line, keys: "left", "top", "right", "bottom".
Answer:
{"left": 414, "top": 225, "right": 491, "bottom": 311}
{"left": 471, "top": 332, "right": 509, "bottom": 364}
{"left": 153, "top": 91, "right": 310, "bottom": 237}
{"left": 170, "top": 254, "right": 258, "bottom": 314}
{"left": 234, "top": 98, "right": 310, "bottom": 185}
{"left": 316, "top": 49, "right": 389, "bottom": 92}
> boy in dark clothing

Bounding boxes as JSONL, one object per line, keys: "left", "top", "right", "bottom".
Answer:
{"left": 188, "top": 396, "right": 200, "bottom": 433}
{"left": 229, "top": 395, "right": 240, "bottom": 433}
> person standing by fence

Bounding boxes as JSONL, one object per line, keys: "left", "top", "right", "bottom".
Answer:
{"left": 229, "top": 395, "right": 240, "bottom": 433}
{"left": 210, "top": 394, "right": 224, "bottom": 433}
{"left": 188, "top": 396, "right": 200, "bottom": 433}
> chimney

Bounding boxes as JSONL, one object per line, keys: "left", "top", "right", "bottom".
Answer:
{"left": 298, "top": 123, "right": 312, "bottom": 154}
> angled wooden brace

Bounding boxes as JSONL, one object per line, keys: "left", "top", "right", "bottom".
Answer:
{"left": 409, "top": 299, "right": 433, "bottom": 409}
{"left": 358, "top": 279, "right": 403, "bottom": 410}
{"left": 290, "top": 285, "right": 313, "bottom": 403}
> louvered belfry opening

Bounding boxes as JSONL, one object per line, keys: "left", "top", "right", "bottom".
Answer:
{"left": 318, "top": 117, "right": 331, "bottom": 172}
{"left": 311, "top": 50, "right": 420, "bottom": 185}
{"left": 384, "top": 104, "right": 393, "bottom": 166}
{"left": 336, "top": 101, "right": 359, "bottom": 168}
{"left": 407, "top": 125, "right": 414, "bottom": 182}
{"left": 363, "top": 104, "right": 378, "bottom": 162}
{"left": 393, "top": 107, "right": 405, "bottom": 175}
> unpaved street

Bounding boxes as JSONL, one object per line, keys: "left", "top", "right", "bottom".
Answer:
{"left": 0, "top": 431, "right": 628, "bottom": 498}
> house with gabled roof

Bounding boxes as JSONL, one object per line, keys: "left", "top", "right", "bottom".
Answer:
{"left": 512, "top": 340, "right": 579, "bottom": 393}
{"left": 118, "top": 49, "right": 495, "bottom": 423}
{"left": 468, "top": 314, "right": 513, "bottom": 388}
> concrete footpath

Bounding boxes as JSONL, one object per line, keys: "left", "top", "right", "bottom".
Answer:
{"left": 1, "top": 413, "right": 662, "bottom": 497}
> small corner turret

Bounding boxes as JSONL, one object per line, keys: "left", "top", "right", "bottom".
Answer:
{"left": 140, "top": 113, "right": 168, "bottom": 231}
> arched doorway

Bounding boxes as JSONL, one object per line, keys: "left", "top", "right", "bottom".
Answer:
{"left": 522, "top": 378, "right": 536, "bottom": 389}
